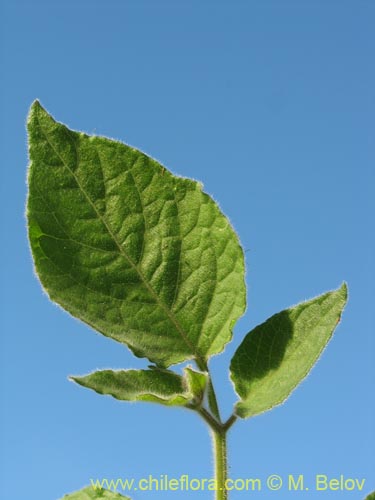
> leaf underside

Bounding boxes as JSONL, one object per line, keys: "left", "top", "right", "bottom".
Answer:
{"left": 230, "top": 284, "right": 348, "bottom": 418}
{"left": 71, "top": 367, "right": 207, "bottom": 407}
{"left": 60, "top": 486, "right": 130, "bottom": 499}
{"left": 27, "top": 101, "right": 246, "bottom": 367}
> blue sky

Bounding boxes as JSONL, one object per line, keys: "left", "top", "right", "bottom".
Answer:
{"left": 1, "top": 1, "right": 374, "bottom": 499}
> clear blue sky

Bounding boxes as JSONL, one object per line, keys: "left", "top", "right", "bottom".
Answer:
{"left": 1, "top": 1, "right": 374, "bottom": 499}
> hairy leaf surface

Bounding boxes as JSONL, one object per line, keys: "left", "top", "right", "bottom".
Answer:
{"left": 71, "top": 367, "right": 207, "bottom": 407}
{"left": 27, "top": 101, "right": 246, "bottom": 367}
{"left": 60, "top": 486, "right": 130, "bottom": 499}
{"left": 230, "top": 284, "right": 347, "bottom": 418}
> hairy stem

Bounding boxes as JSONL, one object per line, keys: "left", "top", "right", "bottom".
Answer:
{"left": 213, "top": 428, "right": 228, "bottom": 500}
{"left": 195, "top": 358, "right": 235, "bottom": 499}
{"left": 198, "top": 407, "right": 222, "bottom": 433}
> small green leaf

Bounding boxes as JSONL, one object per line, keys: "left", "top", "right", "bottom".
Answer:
{"left": 27, "top": 101, "right": 246, "bottom": 367}
{"left": 71, "top": 366, "right": 207, "bottom": 408}
{"left": 365, "top": 492, "right": 375, "bottom": 500}
{"left": 230, "top": 283, "right": 348, "bottom": 418}
{"left": 60, "top": 486, "right": 130, "bottom": 499}
{"left": 184, "top": 366, "right": 208, "bottom": 404}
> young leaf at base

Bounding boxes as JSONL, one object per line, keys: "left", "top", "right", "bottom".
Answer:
{"left": 71, "top": 367, "right": 207, "bottom": 408}
{"left": 230, "top": 283, "right": 348, "bottom": 418}
{"left": 27, "top": 101, "right": 246, "bottom": 368}
{"left": 60, "top": 486, "right": 130, "bottom": 499}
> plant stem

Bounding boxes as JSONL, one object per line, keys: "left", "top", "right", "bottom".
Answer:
{"left": 198, "top": 407, "right": 222, "bottom": 433}
{"left": 213, "top": 428, "right": 228, "bottom": 500}
{"left": 207, "top": 377, "right": 221, "bottom": 421}
{"left": 196, "top": 409, "right": 230, "bottom": 499}
{"left": 196, "top": 358, "right": 221, "bottom": 421}
{"left": 195, "top": 358, "right": 235, "bottom": 499}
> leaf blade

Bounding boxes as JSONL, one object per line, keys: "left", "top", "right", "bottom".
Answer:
{"left": 230, "top": 283, "right": 348, "bottom": 418}
{"left": 27, "top": 101, "right": 246, "bottom": 367}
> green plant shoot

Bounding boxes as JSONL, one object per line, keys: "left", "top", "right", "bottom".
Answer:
{"left": 27, "top": 101, "right": 348, "bottom": 500}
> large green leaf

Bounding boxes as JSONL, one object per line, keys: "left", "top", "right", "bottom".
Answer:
{"left": 71, "top": 366, "right": 207, "bottom": 407}
{"left": 365, "top": 492, "right": 375, "bottom": 500}
{"left": 59, "top": 486, "right": 130, "bottom": 499}
{"left": 230, "top": 284, "right": 347, "bottom": 418}
{"left": 27, "top": 101, "right": 246, "bottom": 367}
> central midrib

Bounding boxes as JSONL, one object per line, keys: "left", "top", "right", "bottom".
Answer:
{"left": 36, "top": 111, "right": 204, "bottom": 365}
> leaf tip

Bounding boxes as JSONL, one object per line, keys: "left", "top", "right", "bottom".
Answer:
{"left": 28, "top": 99, "right": 42, "bottom": 118}
{"left": 28, "top": 99, "right": 51, "bottom": 126}
{"left": 335, "top": 282, "right": 348, "bottom": 313}
{"left": 340, "top": 281, "right": 348, "bottom": 300}
{"left": 68, "top": 375, "right": 82, "bottom": 385}
{"left": 31, "top": 98, "right": 42, "bottom": 109}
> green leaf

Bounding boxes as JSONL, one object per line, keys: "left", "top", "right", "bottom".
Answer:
{"left": 27, "top": 101, "right": 246, "bottom": 367}
{"left": 230, "top": 283, "right": 348, "bottom": 418}
{"left": 71, "top": 366, "right": 207, "bottom": 408}
{"left": 59, "top": 486, "right": 130, "bottom": 499}
{"left": 365, "top": 493, "right": 375, "bottom": 500}
{"left": 184, "top": 366, "right": 208, "bottom": 403}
